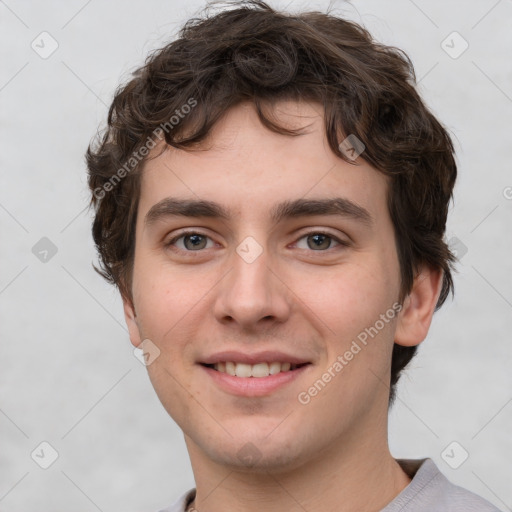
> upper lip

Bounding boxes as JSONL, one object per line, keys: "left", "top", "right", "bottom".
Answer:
{"left": 200, "top": 350, "right": 311, "bottom": 365}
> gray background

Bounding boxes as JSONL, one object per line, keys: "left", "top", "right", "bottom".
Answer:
{"left": 1, "top": 0, "right": 511, "bottom": 510}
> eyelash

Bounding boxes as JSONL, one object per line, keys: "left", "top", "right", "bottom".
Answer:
{"left": 165, "top": 229, "right": 350, "bottom": 254}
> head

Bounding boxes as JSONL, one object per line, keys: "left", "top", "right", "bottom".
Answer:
{"left": 86, "top": 1, "right": 456, "bottom": 471}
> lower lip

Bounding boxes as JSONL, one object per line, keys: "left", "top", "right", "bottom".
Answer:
{"left": 200, "top": 364, "right": 311, "bottom": 397}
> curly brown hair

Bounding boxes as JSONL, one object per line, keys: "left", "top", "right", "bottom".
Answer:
{"left": 86, "top": 0, "right": 457, "bottom": 405}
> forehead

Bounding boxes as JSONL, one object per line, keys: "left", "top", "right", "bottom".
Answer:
{"left": 138, "top": 101, "right": 389, "bottom": 225}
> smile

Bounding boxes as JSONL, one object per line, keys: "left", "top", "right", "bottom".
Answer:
{"left": 200, "top": 362, "right": 311, "bottom": 397}
{"left": 203, "top": 361, "right": 308, "bottom": 377}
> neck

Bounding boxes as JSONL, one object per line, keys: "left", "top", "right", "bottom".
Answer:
{"left": 184, "top": 407, "right": 411, "bottom": 512}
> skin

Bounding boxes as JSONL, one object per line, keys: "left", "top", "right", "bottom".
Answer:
{"left": 123, "top": 100, "right": 443, "bottom": 512}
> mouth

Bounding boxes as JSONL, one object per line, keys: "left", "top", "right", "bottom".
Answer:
{"left": 201, "top": 361, "right": 310, "bottom": 377}
{"left": 199, "top": 361, "right": 312, "bottom": 397}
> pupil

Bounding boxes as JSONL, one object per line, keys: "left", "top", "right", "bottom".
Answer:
{"left": 309, "top": 234, "right": 330, "bottom": 250}
{"left": 186, "top": 234, "right": 205, "bottom": 250}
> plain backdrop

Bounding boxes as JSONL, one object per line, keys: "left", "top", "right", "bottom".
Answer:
{"left": 1, "top": 0, "right": 511, "bottom": 510}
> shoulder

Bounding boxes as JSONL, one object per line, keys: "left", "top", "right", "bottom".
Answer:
{"left": 157, "top": 461, "right": 503, "bottom": 512}
{"left": 384, "top": 458, "right": 502, "bottom": 512}
{"left": 156, "top": 488, "right": 196, "bottom": 512}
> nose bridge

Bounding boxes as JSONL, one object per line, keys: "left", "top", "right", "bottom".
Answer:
{"left": 213, "top": 235, "right": 289, "bottom": 328}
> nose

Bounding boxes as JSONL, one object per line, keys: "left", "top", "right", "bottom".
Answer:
{"left": 213, "top": 241, "right": 291, "bottom": 332}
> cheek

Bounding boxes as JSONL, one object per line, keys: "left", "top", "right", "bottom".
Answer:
{"left": 293, "top": 263, "right": 399, "bottom": 413}
{"left": 294, "top": 258, "right": 399, "bottom": 336}
{"left": 131, "top": 258, "right": 204, "bottom": 342}
{"left": 132, "top": 263, "right": 201, "bottom": 421}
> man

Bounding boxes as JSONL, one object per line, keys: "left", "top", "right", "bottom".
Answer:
{"left": 86, "top": 1, "right": 501, "bottom": 510}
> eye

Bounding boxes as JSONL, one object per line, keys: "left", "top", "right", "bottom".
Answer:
{"left": 164, "top": 229, "right": 349, "bottom": 254}
{"left": 166, "top": 231, "right": 215, "bottom": 251}
{"left": 294, "top": 231, "right": 348, "bottom": 251}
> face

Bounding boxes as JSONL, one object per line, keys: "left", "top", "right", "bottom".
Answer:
{"left": 124, "top": 100, "right": 417, "bottom": 473}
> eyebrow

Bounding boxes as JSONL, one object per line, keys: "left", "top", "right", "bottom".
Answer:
{"left": 144, "top": 197, "right": 373, "bottom": 227}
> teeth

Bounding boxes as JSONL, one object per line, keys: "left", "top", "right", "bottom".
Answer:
{"left": 251, "top": 363, "right": 269, "bottom": 377}
{"left": 269, "top": 362, "right": 282, "bottom": 375}
{"left": 235, "top": 363, "right": 252, "bottom": 378}
{"left": 213, "top": 361, "right": 300, "bottom": 377}
{"left": 225, "top": 362, "right": 236, "bottom": 376}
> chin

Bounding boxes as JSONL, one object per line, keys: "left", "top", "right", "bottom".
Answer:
{"left": 217, "top": 449, "right": 306, "bottom": 474}
{"left": 199, "top": 432, "right": 312, "bottom": 475}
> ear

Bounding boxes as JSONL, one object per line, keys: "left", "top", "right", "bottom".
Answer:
{"left": 122, "top": 295, "right": 143, "bottom": 348}
{"left": 394, "top": 266, "right": 443, "bottom": 347}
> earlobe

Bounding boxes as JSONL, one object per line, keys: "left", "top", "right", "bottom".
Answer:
{"left": 122, "top": 296, "right": 143, "bottom": 348}
{"left": 394, "top": 266, "right": 443, "bottom": 347}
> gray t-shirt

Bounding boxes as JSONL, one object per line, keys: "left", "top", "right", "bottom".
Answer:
{"left": 158, "top": 458, "right": 502, "bottom": 512}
